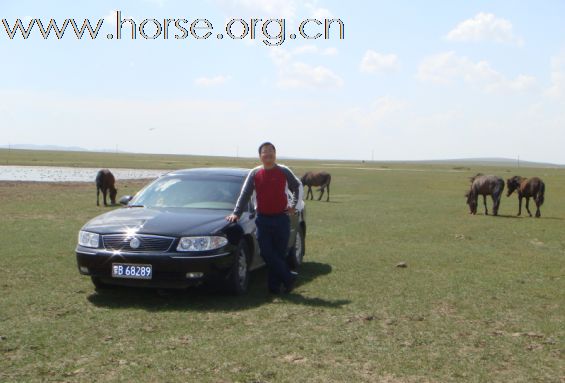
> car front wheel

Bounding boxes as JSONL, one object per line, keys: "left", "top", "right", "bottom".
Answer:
{"left": 226, "top": 241, "right": 249, "bottom": 295}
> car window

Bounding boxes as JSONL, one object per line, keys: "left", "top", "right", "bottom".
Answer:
{"left": 131, "top": 176, "right": 243, "bottom": 209}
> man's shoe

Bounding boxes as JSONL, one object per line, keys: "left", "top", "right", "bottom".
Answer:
{"left": 268, "top": 286, "right": 281, "bottom": 294}
{"left": 283, "top": 272, "right": 298, "bottom": 294}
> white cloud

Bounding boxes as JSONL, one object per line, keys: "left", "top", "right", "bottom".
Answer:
{"left": 546, "top": 53, "right": 565, "bottom": 100}
{"left": 360, "top": 50, "right": 399, "bottom": 74}
{"left": 343, "top": 96, "right": 407, "bottom": 131}
{"left": 270, "top": 47, "right": 343, "bottom": 89}
{"left": 446, "top": 12, "right": 522, "bottom": 45}
{"left": 304, "top": 0, "right": 333, "bottom": 19}
{"left": 275, "top": 60, "right": 343, "bottom": 89}
{"left": 323, "top": 47, "right": 339, "bottom": 56}
{"left": 313, "top": 8, "right": 333, "bottom": 19}
{"left": 194, "top": 75, "right": 231, "bottom": 87}
{"left": 292, "top": 45, "right": 319, "bottom": 55}
{"left": 363, "top": 96, "right": 407, "bottom": 123}
{"left": 310, "top": 7, "right": 333, "bottom": 19}
{"left": 417, "top": 51, "right": 536, "bottom": 93}
{"left": 292, "top": 45, "right": 338, "bottom": 56}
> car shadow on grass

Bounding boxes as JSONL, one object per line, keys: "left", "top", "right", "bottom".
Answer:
{"left": 86, "top": 261, "right": 351, "bottom": 311}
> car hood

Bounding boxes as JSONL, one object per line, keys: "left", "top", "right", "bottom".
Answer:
{"left": 82, "top": 207, "right": 233, "bottom": 237}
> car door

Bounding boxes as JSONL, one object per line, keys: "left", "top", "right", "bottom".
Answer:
{"left": 246, "top": 199, "right": 264, "bottom": 270}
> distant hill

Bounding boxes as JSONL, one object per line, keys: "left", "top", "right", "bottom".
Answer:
{"left": 3, "top": 144, "right": 89, "bottom": 152}
{"left": 1, "top": 146, "right": 562, "bottom": 167}
{"left": 415, "top": 157, "right": 564, "bottom": 168}
{"left": 1, "top": 144, "right": 124, "bottom": 153}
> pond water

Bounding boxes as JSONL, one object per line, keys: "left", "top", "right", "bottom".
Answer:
{"left": 0, "top": 166, "right": 168, "bottom": 182}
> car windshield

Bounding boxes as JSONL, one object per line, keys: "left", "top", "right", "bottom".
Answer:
{"left": 130, "top": 175, "right": 244, "bottom": 209}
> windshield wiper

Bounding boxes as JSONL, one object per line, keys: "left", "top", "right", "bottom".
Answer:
{"left": 128, "top": 204, "right": 145, "bottom": 208}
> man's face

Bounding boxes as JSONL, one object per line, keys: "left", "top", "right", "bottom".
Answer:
{"left": 259, "top": 145, "right": 276, "bottom": 166}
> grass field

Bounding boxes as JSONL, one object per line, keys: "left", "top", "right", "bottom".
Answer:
{"left": 0, "top": 150, "right": 563, "bottom": 382}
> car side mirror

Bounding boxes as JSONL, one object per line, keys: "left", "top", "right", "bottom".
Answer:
{"left": 119, "top": 195, "right": 133, "bottom": 206}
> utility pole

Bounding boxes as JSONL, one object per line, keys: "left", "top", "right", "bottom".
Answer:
{"left": 517, "top": 155, "right": 520, "bottom": 168}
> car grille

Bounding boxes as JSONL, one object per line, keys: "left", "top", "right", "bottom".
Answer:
{"left": 102, "top": 234, "right": 175, "bottom": 253}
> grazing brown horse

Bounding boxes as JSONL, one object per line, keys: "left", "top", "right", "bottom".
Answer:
{"left": 301, "top": 171, "right": 331, "bottom": 202}
{"left": 465, "top": 174, "right": 505, "bottom": 216}
{"left": 506, "top": 176, "right": 545, "bottom": 217}
{"left": 96, "top": 169, "right": 117, "bottom": 206}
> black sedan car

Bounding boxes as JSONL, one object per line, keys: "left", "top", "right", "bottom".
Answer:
{"left": 76, "top": 168, "right": 306, "bottom": 294}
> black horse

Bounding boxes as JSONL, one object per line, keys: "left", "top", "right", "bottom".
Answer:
{"left": 301, "top": 171, "right": 331, "bottom": 202}
{"left": 506, "top": 176, "right": 545, "bottom": 217}
{"left": 96, "top": 169, "right": 117, "bottom": 206}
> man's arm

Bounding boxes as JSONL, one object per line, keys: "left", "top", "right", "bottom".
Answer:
{"left": 279, "top": 165, "right": 301, "bottom": 209}
{"left": 231, "top": 168, "right": 258, "bottom": 217}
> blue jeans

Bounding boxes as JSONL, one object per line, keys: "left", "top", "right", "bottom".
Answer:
{"left": 255, "top": 213, "right": 292, "bottom": 291}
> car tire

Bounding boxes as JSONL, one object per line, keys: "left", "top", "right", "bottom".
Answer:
{"left": 226, "top": 241, "right": 250, "bottom": 295}
{"left": 287, "top": 226, "right": 305, "bottom": 271}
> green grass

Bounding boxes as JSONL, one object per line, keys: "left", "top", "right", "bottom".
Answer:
{"left": 0, "top": 150, "right": 563, "bottom": 382}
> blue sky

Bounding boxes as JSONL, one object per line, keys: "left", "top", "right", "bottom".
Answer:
{"left": 1, "top": 1, "right": 564, "bottom": 163}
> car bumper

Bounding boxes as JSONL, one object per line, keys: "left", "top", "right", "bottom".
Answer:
{"left": 76, "top": 246, "right": 236, "bottom": 289}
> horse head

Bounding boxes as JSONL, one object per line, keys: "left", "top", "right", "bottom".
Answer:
{"left": 465, "top": 189, "right": 477, "bottom": 214}
{"left": 506, "top": 176, "right": 522, "bottom": 197}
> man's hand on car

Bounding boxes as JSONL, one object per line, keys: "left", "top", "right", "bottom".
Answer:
{"left": 225, "top": 214, "right": 240, "bottom": 223}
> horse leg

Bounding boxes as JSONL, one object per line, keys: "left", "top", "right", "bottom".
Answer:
{"left": 97, "top": 187, "right": 100, "bottom": 206}
{"left": 326, "top": 183, "right": 330, "bottom": 202}
{"left": 483, "top": 195, "right": 488, "bottom": 215}
{"left": 103, "top": 189, "right": 108, "bottom": 206}
{"left": 307, "top": 186, "right": 313, "bottom": 200}
{"left": 318, "top": 187, "right": 325, "bottom": 201}
{"left": 525, "top": 197, "right": 532, "bottom": 217}
{"left": 492, "top": 194, "right": 499, "bottom": 216}
{"left": 535, "top": 198, "right": 541, "bottom": 218}
{"left": 517, "top": 196, "right": 522, "bottom": 216}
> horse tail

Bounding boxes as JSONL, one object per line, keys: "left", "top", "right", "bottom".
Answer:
{"left": 537, "top": 182, "right": 545, "bottom": 206}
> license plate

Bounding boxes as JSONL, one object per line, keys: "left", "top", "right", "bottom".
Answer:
{"left": 111, "top": 263, "right": 152, "bottom": 279}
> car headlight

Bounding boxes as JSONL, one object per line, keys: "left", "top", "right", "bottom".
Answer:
{"left": 78, "top": 231, "right": 100, "bottom": 248}
{"left": 176, "top": 236, "right": 228, "bottom": 252}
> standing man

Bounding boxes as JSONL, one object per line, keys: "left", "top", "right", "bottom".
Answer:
{"left": 226, "top": 142, "right": 301, "bottom": 294}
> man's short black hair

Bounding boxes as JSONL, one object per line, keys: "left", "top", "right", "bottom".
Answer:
{"left": 258, "top": 142, "right": 276, "bottom": 154}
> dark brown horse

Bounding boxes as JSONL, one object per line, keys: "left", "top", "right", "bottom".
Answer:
{"left": 301, "top": 171, "right": 331, "bottom": 202}
{"left": 465, "top": 174, "right": 505, "bottom": 216}
{"left": 506, "top": 176, "right": 545, "bottom": 217}
{"left": 96, "top": 169, "right": 117, "bottom": 206}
